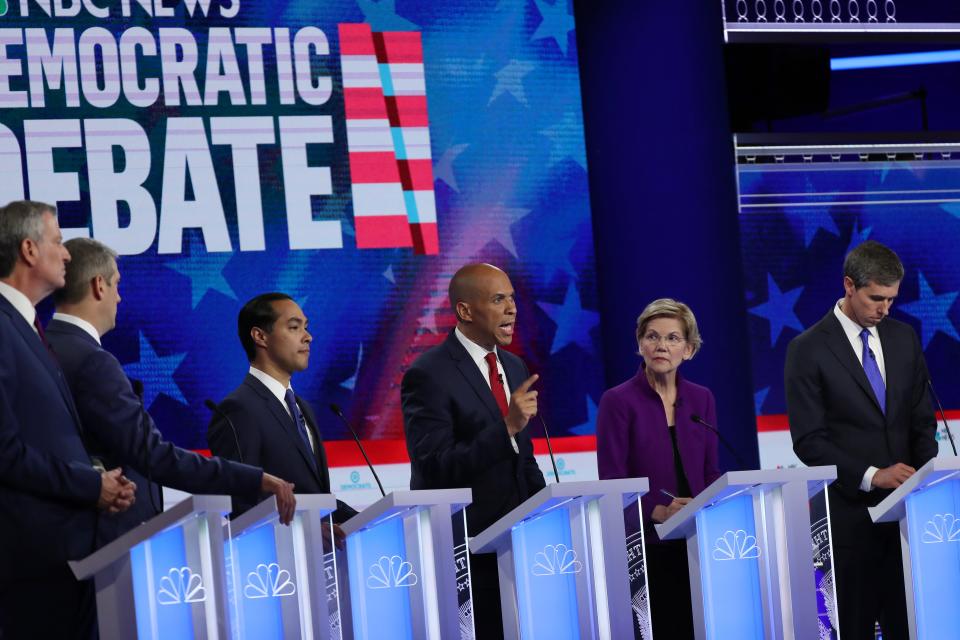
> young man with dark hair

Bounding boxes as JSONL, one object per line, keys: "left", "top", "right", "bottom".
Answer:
{"left": 208, "top": 293, "right": 356, "bottom": 524}
{"left": 786, "top": 240, "right": 937, "bottom": 640}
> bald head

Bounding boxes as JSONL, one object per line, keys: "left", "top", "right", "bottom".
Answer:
{"left": 449, "top": 263, "right": 506, "bottom": 314}
{"left": 449, "top": 263, "right": 517, "bottom": 348}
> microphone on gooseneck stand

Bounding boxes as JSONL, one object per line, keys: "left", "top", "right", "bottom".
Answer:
{"left": 131, "top": 379, "right": 160, "bottom": 515}
{"left": 205, "top": 399, "right": 244, "bottom": 464}
{"left": 538, "top": 414, "right": 561, "bottom": 484}
{"left": 690, "top": 414, "right": 749, "bottom": 470}
{"left": 927, "top": 379, "right": 958, "bottom": 456}
{"left": 329, "top": 404, "right": 385, "bottom": 497}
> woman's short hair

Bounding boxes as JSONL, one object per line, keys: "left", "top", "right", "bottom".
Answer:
{"left": 635, "top": 298, "right": 703, "bottom": 358}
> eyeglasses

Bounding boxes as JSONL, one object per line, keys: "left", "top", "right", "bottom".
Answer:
{"left": 641, "top": 332, "right": 686, "bottom": 347}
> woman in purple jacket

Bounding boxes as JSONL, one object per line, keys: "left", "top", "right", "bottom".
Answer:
{"left": 596, "top": 298, "right": 720, "bottom": 640}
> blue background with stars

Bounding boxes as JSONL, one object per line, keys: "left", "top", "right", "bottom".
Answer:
{"left": 740, "top": 160, "right": 960, "bottom": 419}
{"left": 22, "top": 0, "right": 602, "bottom": 448}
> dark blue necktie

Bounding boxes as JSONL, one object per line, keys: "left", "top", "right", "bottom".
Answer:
{"left": 860, "top": 329, "right": 886, "bottom": 414}
{"left": 284, "top": 388, "right": 316, "bottom": 462}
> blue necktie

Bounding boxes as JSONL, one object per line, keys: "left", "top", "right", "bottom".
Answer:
{"left": 284, "top": 388, "right": 316, "bottom": 464}
{"left": 859, "top": 329, "right": 886, "bottom": 414}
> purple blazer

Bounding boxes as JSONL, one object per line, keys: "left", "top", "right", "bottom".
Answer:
{"left": 596, "top": 367, "right": 721, "bottom": 542}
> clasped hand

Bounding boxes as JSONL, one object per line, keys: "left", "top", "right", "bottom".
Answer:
{"left": 98, "top": 467, "right": 136, "bottom": 513}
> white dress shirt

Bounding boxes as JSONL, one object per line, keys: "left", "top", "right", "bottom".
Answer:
{"left": 0, "top": 281, "right": 37, "bottom": 333}
{"left": 248, "top": 366, "right": 316, "bottom": 452}
{"left": 454, "top": 327, "right": 519, "bottom": 453}
{"left": 833, "top": 301, "right": 885, "bottom": 492}
{"left": 51, "top": 312, "right": 101, "bottom": 345}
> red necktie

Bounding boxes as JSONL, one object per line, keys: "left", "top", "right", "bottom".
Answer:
{"left": 33, "top": 315, "right": 59, "bottom": 363}
{"left": 484, "top": 352, "right": 509, "bottom": 417}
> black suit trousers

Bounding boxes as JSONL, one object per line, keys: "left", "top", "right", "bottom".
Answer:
{"left": 831, "top": 490, "right": 909, "bottom": 640}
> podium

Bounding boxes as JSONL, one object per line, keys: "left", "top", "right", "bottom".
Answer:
{"left": 226, "top": 494, "right": 339, "bottom": 639}
{"left": 656, "top": 467, "right": 837, "bottom": 640}
{"left": 70, "top": 495, "right": 233, "bottom": 639}
{"left": 470, "top": 479, "right": 649, "bottom": 640}
{"left": 870, "top": 456, "right": 960, "bottom": 640}
{"left": 338, "top": 489, "right": 472, "bottom": 640}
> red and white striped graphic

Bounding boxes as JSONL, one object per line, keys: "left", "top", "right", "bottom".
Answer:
{"left": 338, "top": 24, "right": 439, "bottom": 255}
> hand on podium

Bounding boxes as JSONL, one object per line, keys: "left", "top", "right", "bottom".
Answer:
{"left": 98, "top": 468, "right": 136, "bottom": 513}
{"left": 652, "top": 497, "right": 691, "bottom": 523}
{"left": 261, "top": 473, "right": 296, "bottom": 525}
{"left": 871, "top": 462, "right": 916, "bottom": 490}
{"left": 320, "top": 521, "right": 346, "bottom": 552}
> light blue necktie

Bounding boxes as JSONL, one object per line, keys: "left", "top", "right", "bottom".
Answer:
{"left": 859, "top": 329, "right": 886, "bottom": 414}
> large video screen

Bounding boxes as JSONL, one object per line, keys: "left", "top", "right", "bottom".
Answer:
{"left": 736, "top": 143, "right": 960, "bottom": 467}
{"left": 3, "top": 0, "right": 600, "bottom": 475}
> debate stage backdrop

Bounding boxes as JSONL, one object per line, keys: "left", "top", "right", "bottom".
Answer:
{"left": 1, "top": 0, "right": 600, "bottom": 501}
{"left": 737, "top": 144, "right": 960, "bottom": 468}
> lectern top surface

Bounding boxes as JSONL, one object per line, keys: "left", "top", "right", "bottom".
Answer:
{"left": 469, "top": 478, "right": 649, "bottom": 553}
{"left": 69, "top": 494, "right": 232, "bottom": 580}
{"left": 230, "top": 493, "right": 338, "bottom": 533}
{"left": 340, "top": 488, "right": 473, "bottom": 536}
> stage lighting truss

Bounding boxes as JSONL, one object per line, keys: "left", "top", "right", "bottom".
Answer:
{"left": 722, "top": 0, "right": 960, "bottom": 42}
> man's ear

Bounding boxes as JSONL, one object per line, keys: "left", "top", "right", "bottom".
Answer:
{"left": 19, "top": 237, "right": 39, "bottom": 268}
{"left": 842, "top": 275, "right": 856, "bottom": 297}
{"left": 251, "top": 326, "right": 269, "bottom": 350}
{"left": 91, "top": 275, "right": 106, "bottom": 301}
{"left": 455, "top": 301, "right": 471, "bottom": 323}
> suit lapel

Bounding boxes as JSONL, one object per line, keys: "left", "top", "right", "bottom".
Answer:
{"left": 821, "top": 312, "right": 884, "bottom": 415}
{"left": 244, "top": 375, "right": 322, "bottom": 483}
{"left": 444, "top": 332, "right": 504, "bottom": 422}
{"left": 0, "top": 303, "right": 84, "bottom": 433}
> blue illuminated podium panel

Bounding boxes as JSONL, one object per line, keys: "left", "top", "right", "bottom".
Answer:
{"left": 226, "top": 494, "right": 339, "bottom": 640}
{"left": 338, "top": 489, "right": 472, "bottom": 640}
{"left": 70, "top": 495, "right": 234, "bottom": 639}
{"left": 657, "top": 467, "right": 836, "bottom": 640}
{"left": 470, "top": 479, "right": 649, "bottom": 640}
{"left": 870, "top": 457, "right": 960, "bottom": 640}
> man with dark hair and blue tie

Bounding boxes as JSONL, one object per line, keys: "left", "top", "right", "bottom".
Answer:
{"left": 0, "top": 200, "right": 135, "bottom": 639}
{"left": 786, "top": 240, "right": 938, "bottom": 640}
{"left": 208, "top": 293, "right": 356, "bottom": 527}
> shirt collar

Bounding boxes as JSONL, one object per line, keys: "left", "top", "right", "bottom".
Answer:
{"left": 0, "top": 281, "right": 36, "bottom": 329}
{"left": 248, "top": 366, "right": 293, "bottom": 405}
{"left": 51, "top": 312, "right": 101, "bottom": 345}
{"left": 834, "top": 299, "right": 879, "bottom": 342}
{"left": 454, "top": 326, "right": 498, "bottom": 365}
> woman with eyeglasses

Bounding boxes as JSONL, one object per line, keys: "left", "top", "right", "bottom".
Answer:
{"left": 596, "top": 298, "right": 720, "bottom": 640}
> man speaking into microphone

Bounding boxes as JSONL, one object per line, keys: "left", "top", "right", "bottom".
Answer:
{"left": 401, "top": 263, "right": 545, "bottom": 640}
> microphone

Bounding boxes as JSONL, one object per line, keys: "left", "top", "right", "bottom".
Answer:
{"left": 690, "top": 414, "right": 749, "bottom": 470}
{"left": 329, "top": 404, "right": 385, "bottom": 497}
{"left": 205, "top": 399, "right": 244, "bottom": 464}
{"left": 130, "top": 379, "right": 160, "bottom": 514}
{"left": 538, "top": 414, "right": 561, "bottom": 484}
{"left": 927, "top": 379, "right": 958, "bottom": 456}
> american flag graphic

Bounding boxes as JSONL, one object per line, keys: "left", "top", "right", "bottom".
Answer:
{"left": 338, "top": 23, "right": 439, "bottom": 255}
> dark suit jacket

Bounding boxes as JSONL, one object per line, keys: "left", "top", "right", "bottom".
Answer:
{"left": 46, "top": 319, "right": 263, "bottom": 545}
{"left": 785, "top": 311, "right": 937, "bottom": 536}
{"left": 207, "top": 373, "right": 356, "bottom": 523}
{"left": 401, "top": 331, "right": 546, "bottom": 536}
{"left": 596, "top": 367, "right": 721, "bottom": 542}
{"left": 0, "top": 297, "right": 102, "bottom": 580}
